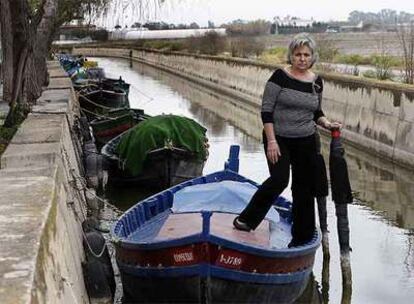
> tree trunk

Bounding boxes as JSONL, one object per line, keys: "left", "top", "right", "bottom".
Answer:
{"left": 0, "top": 0, "right": 14, "bottom": 104}
{"left": 1, "top": 0, "right": 59, "bottom": 127}
{"left": 0, "top": 0, "right": 31, "bottom": 126}
{"left": 27, "top": 0, "right": 59, "bottom": 102}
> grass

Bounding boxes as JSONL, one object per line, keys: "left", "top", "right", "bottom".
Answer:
{"left": 142, "top": 40, "right": 186, "bottom": 51}
{"left": 258, "top": 47, "right": 287, "bottom": 64}
{"left": 0, "top": 126, "right": 16, "bottom": 156}
{"left": 333, "top": 53, "right": 403, "bottom": 68}
{"left": 0, "top": 108, "right": 25, "bottom": 158}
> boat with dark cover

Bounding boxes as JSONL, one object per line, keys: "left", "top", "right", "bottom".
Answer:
{"left": 111, "top": 146, "right": 321, "bottom": 303}
{"left": 102, "top": 114, "right": 208, "bottom": 188}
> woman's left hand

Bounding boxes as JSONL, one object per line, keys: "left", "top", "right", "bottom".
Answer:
{"left": 324, "top": 121, "right": 342, "bottom": 130}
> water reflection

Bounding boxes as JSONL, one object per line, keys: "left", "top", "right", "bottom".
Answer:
{"left": 95, "top": 57, "right": 414, "bottom": 304}
{"left": 319, "top": 136, "right": 414, "bottom": 230}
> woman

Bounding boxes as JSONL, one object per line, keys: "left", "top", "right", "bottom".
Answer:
{"left": 233, "top": 33, "right": 340, "bottom": 247}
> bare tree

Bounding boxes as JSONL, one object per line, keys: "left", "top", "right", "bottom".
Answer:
{"left": 396, "top": 21, "right": 414, "bottom": 84}
{"left": 315, "top": 35, "right": 339, "bottom": 62}
{"left": 0, "top": 0, "right": 165, "bottom": 126}
{"left": 372, "top": 33, "right": 394, "bottom": 80}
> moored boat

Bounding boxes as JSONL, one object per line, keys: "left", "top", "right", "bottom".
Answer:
{"left": 78, "top": 88, "right": 129, "bottom": 119}
{"left": 90, "top": 108, "right": 149, "bottom": 147}
{"left": 73, "top": 77, "right": 130, "bottom": 97}
{"left": 111, "top": 145, "right": 321, "bottom": 303}
{"left": 100, "top": 77, "right": 131, "bottom": 96}
{"left": 101, "top": 114, "right": 208, "bottom": 188}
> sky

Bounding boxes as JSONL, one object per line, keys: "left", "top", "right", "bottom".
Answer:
{"left": 99, "top": 0, "right": 414, "bottom": 28}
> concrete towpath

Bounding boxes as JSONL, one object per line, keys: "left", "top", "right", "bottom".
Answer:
{"left": 0, "top": 62, "right": 89, "bottom": 303}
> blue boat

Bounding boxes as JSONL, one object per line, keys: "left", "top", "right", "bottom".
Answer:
{"left": 111, "top": 146, "right": 321, "bottom": 303}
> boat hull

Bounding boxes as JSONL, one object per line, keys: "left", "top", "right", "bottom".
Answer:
{"left": 121, "top": 273, "right": 201, "bottom": 303}
{"left": 90, "top": 109, "right": 148, "bottom": 147}
{"left": 105, "top": 147, "right": 205, "bottom": 188}
{"left": 91, "top": 113, "right": 135, "bottom": 146}
{"left": 115, "top": 237, "right": 316, "bottom": 303}
{"left": 118, "top": 261, "right": 311, "bottom": 304}
{"left": 79, "top": 89, "right": 129, "bottom": 119}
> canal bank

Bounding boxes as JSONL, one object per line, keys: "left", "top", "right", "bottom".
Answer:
{"left": 0, "top": 62, "right": 90, "bottom": 303}
{"left": 70, "top": 47, "right": 414, "bottom": 170}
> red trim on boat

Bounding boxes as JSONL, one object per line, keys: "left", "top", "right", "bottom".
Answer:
{"left": 116, "top": 243, "right": 315, "bottom": 274}
{"left": 95, "top": 123, "right": 133, "bottom": 137}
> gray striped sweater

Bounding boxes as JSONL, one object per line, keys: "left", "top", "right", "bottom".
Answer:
{"left": 261, "top": 68, "right": 324, "bottom": 138}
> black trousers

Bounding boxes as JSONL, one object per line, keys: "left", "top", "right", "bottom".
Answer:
{"left": 239, "top": 133, "right": 317, "bottom": 243}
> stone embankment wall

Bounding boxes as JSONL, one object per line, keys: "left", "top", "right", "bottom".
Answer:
{"left": 0, "top": 62, "right": 89, "bottom": 303}
{"left": 73, "top": 47, "right": 414, "bottom": 169}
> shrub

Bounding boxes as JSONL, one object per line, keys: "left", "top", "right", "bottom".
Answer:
{"left": 230, "top": 37, "right": 265, "bottom": 58}
{"left": 334, "top": 54, "right": 371, "bottom": 66}
{"left": 316, "top": 37, "right": 339, "bottom": 62}
{"left": 371, "top": 54, "right": 394, "bottom": 80}
{"left": 259, "top": 47, "right": 287, "bottom": 64}
{"left": 314, "top": 63, "right": 336, "bottom": 73}
{"left": 362, "top": 70, "right": 377, "bottom": 79}
{"left": 185, "top": 32, "right": 227, "bottom": 55}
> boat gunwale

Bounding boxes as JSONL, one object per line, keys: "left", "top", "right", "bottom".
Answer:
{"left": 83, "top": 88, "right": 127, "bottom": 97}
{"left": 111, "top": 170, "right": 321, "bottom": 258}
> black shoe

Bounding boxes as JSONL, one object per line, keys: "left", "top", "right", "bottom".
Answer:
{"left": 288, "top": 238, "right": 311, "bottom": 248}
{"left": 233, "top": 216, "right": 251, "bottom": 232}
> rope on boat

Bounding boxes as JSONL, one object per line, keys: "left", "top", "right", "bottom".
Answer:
{"left": 59, "top": 118, "right": 123, "bottom": 258}
{"left": 77, "top": 83, "right": 100, "bottom": 91}
{"left": 80, "top": 107, "right": 119, "bottom": 121}
{"left": 133, "top": 87, "right": 155, "bottom": 104}
{"left": 76, "top": 91, "right": 124, "bottom": 112}
{"left": 59, "top": 147, "right": 108, "bottom": 259}
{"left": 65, "top": 167, "right": 121, "bottom": 258}
{"left": 84, "top": 149, "right": 102, "bottom": 156}
{"left": 81, "top": 225, "right": 108, "bottom": 258}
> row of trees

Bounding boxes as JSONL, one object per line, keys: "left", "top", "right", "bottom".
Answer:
{"left": 0, "top": 0, "right": 164, "bottom": 126}
{"left": 222, "top": 19, "right": 271, "bottom": 36}
{"left": 348, "top": 9, "right": 414, "bottom": 25}
{"left": 132, "top": 21, "right": 200, "bottom": 30}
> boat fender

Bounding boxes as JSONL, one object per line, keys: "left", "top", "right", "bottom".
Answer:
{"left": 82, "top": 230, "right": 115, "bottom": 301}
{"left": 82, "top": 216, "right": 99, "bottom": 232}
{"left": 83, "top": 141, "right": 98, "bottom": 162}
{"left": 85, "top": 189, "right": 101, "bottom": 218}
{"left": 79, "top": 116, "right": 92, "bottom": 141}
{"left": 86, "top": 153, "right": 103, "bottom": 189}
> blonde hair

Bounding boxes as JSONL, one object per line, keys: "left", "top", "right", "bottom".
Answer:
{"left": 287, "top": 33, "right": 319, "bottom": 68}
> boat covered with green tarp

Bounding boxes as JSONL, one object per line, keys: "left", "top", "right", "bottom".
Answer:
{"left": 102, "top": 114, "right": 208, "bottom": 188}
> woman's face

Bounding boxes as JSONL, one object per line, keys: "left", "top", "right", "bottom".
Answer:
{"left": 291, "top": 45, "right": 313, "bottom": 71}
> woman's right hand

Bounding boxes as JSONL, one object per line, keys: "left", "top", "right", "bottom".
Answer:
{"left": 267, "top": 140, "right": 281, "bottom": 164}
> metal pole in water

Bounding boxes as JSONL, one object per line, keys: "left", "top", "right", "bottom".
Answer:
{"left": 329, "top": 129, "right": 353, "bottom": 302}
{"left": 315, "top": 131, "right": 330, "bottom": 253}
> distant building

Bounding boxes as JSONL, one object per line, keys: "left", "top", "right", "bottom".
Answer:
{"left": 273, "top": 16, "right": 314, "bottom": 28}
{"left": 57, "top": 19, "right": 107, "bottom": 43}
{"left": 271, "top": 16, "right": 327, "bottom": 34}
{"left": 339, "top": 21, "right": 364, "bottom": 32}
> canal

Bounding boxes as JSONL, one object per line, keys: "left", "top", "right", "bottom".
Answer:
{"left": 93, "top": 57, "right": 414, "bottom": 304}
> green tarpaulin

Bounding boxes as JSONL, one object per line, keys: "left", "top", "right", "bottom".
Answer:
{"left": 116, "top": 115, "right": 207, "bottom": 176}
